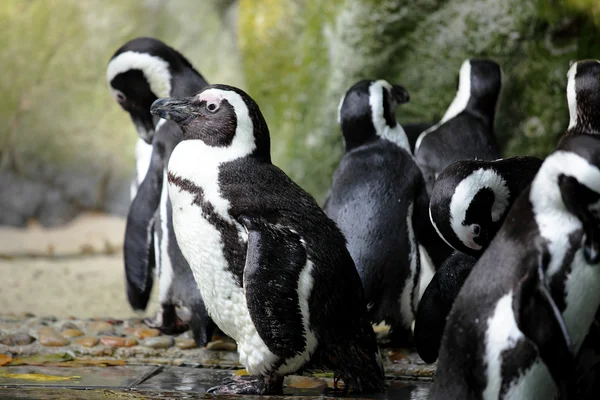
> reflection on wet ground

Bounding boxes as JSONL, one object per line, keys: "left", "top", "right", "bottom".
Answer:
{"left": 0, "top": 365, "right": 431, "bottom": 399}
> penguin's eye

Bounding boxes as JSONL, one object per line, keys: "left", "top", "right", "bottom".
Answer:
{"left": 206, "top": 102, "right": 219, "bottom": 112}
{"left": 471, "top": 224, "right": 481, "bottom": 237}
{"left": 114, "top": 91, "right": 126, "bottom": 103}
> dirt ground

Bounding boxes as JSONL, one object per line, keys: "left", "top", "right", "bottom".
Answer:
{"left": 0, "top": 214, "right": 158, "bottom": 318}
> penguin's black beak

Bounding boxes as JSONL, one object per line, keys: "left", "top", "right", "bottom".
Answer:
{"left": 150, "top": 97, "right": 194, "bottom": 124}
{"left": 391, "top": 85, "right": 410, "bottom": 104}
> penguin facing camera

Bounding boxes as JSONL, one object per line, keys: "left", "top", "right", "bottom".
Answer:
{"left": 414, "top": 59, "right": 503, "bottom": 194}
{"left": 151, "top": 84, "right": 385, "bottom": 395}
{"left": 107, "top": 37, "right": 215, "bottom": 346}
{"left": 432, "top": 134, "right": 600, "bottom": 400}
{"left": 324, "top": 79, "right": 451, "bottom": 346}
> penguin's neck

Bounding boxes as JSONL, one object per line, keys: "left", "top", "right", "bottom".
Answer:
{"left": 375, "top": 123, "right": 411, "bottom": 153}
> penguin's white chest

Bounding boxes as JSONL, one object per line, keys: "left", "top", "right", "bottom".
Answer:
{"left": 167, "top": 143, "right": 279, "bottom": 375}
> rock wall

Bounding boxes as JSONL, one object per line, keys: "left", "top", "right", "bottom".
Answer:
{"left": 1, "top": 0, "right": 599, "bottom": 226}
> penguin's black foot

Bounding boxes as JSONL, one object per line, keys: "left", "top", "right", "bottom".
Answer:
{"left": 144, "top": 305, "right": 189, "bottom": 335}
{"left": 207, "top": 374, "right": 284, "bottom": 395}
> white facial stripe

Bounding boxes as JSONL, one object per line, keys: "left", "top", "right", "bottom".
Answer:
{"left": 337, "top": 92, "right": 346, "bottom": 125}
{"left": 107, "top": 51, "right": 172, "bottom": 98}
{"left": 367, "top": 80, "right": 411, "bottom": 153}
{"left": 414, "top": 59, "right": 472, "bottom": 153}
{"left": 197, "top": 88, "right": 257, "bottom": 158}
{"left": 449, "top": 168, "right": 510, "bottom": 250}
{"left": 429, "top": 206, "right": 456, "bottom": 250}
{"left": 567, "top": 62, "right": 578, "bottom": 130}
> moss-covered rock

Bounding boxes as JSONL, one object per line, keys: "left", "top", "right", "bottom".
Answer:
{"left": 238, "top": 0, "right": 600, "bottom": 202}
{"left": 0, "top": 0, "right": 242, "bottom": 226}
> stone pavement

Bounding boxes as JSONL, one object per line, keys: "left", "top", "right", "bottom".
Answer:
{"left": 0, "top": 314, "right": 434, "bottom": 399}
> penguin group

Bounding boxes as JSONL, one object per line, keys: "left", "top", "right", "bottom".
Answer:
{"left": 106, "top": 35, "right": 600, "bottom": 398}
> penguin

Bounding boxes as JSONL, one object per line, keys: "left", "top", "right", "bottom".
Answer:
{"left": 107, "top": 37, "right": 215, "bottom": 345}
{"left": 415, "top": 156, "right": 541, "bottom": 363}
{"left": 429, "top": 156, "right": 543, "bottom": 257}
{"left": 431, "top": 134, "right": 600, "bottom": 400}
{"left": 404, "top": 122, "right": 434, "bottom": 153}
{"left": 151, "top": 84, "right": 385, "bottom": 395}
{"left": 559, "top": 59, "right": 600, "bottom": 144}
{"left": 414, "top": 59, "right": 502, "bottom": 194}
{"left": 323, "top": 79, "right": 451, "bottom": 345}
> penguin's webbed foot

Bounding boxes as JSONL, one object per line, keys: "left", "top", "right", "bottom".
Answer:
{"left": 144, "top": 305, "right": 189, "bottom": 335}
{"left": 207, "top": 374, "right": 283, "bottom": 395}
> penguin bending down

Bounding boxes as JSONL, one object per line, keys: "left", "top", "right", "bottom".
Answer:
{"left": 429, "top": 156, "right": 543, "bottom": 257}
{"left": 151, "top": 84, "right": 385, "bottom": 395}
{"left": 415, "top": 156, "right": 541, "bottom": 363}
{"left": 432, "top": 134, "right": 600, "bottom": 400}
{"left": 107, "top": 37, "right": 215, "bottom": 345}
{"left": 323, "top": 80, "right": 451, "bottom": 345}
{"left": 414, "top": 59, "right": 502, "bottom": 194}
{"left": 559, "top": 59, "right": 600, "bottom": 145}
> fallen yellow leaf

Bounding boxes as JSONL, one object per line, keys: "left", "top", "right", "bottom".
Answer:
{"left": 233, "top": 369, "right": 249, "bottom": 376}
{"left": 11, "top": 353, "right": 73, "bottom": 365}
{"left": 0, "top": 355, "right": 12, "bottom": 366}
{"left": 0, "top": 373, "right": 81, "bottom": 382}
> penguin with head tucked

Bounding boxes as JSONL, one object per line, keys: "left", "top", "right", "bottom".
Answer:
{"left": 431, "top": 134, "right": 600, "bottom": 400}
{"left": 107, "top": 37, "right": 214, "bottom": 345}
{"left": 414, "top": 59, "right": 503, "bottom": 194}
{"left": 151, "top": 84, "right": 385, "bottom": 395}
{"left": 415, "top": 156, "right": 542, "bottom": 363}
{"left": 323, "top": 79, "right": 451, "bottom": 345}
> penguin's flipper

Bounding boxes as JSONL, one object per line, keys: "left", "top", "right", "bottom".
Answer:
{"left": 123, "top": 141, "right": 166, "bottom": 311}
{"left": 515, "top": 256, "right": 575, "bottom": 397}
{"left": 238, "top": 215, "right": 309, "bottom": 360}
{"left": 414, "top": 251, "right": 476, "bottom": 364}
{"left": 413, "top": 177, "right": 453, "bottom": 269}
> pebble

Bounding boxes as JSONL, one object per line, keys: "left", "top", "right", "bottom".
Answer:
{"left": 38, "top": 327, "right": 70, "bottom": 346}
{"left": 175, "top": 339, "right": 198, "bottom": 350}
{"left": 86, "top": 321, "right": 114, "bottom": 335}
{"left": 61, "top": 329, "right": 84, "bottom": 338}
{"left": 12, "top": 332, "right": 35, "bottom": 345}
{"left": 74, "top": 337, "right": 100, "bottom": 348}
{"left": 100, "top": 336, "right": 137, "bottom": 347}
{"left": 206, "top": 340, "right": 237, "bottom": 352}
{"left": 125, "top": 327, "right": 161, "bottom": 339}
{"left": 142, "top": 336, "right": 174, "bottom": 349}
{"left": 61, "top": 322, "right": 79, "bottom": 331}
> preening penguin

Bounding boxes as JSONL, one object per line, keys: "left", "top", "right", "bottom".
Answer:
{"left": 432, "top": 134, "right": 600, "bottom": 400}
{"left": 323, "top": 79, "right": 450, "bottom": 345}
{"left": 429, "top": 156, "right": 543, "bottom": 257}
{"left": 414, "top": 59, "right": 502, "bottom": 194}
{"left": 559, "top": 59, "right": 600, "bottom": 143}
{"left": 151, "top": 84, "right": 384, "bottom": 395}
{"left": 107, "top": 37, "right": 214, "bottom": 345}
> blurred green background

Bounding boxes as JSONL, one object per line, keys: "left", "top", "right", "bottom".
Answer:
{"left": 1, "top": 0, "right": 599, "bottom": 227}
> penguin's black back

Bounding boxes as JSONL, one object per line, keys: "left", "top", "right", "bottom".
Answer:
{"left": 325, "top": 140, "right": 420, "bottom": 325}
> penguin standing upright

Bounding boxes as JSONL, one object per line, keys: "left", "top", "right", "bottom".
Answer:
{"left": 107, "top": 37, "right": 214, "bottom": 345}
{"left": 431, "top": 134, "right": 600, "bottom": 400}
{"left": 414, "top": 59, "right": 502, "bottom": 194}
{"left": 323, "top": 79, "right": 451, "bottom": 344}
{"left": 559, "top": 59, "right": 600, "bottom": 144}
{"left": 151, "top": 84, "right": 385, "bottom": 395}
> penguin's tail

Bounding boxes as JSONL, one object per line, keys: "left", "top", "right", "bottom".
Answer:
{"left": 324, "top": 340, "right": 385, "bottom": 393}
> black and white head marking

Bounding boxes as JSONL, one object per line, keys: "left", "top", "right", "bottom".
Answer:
{"left": 151, "top": 85, "right": 271, "bottom": 163}
{"left": 338, "top": 79, "right": 411, "bottom": 152}
{"left": 415, "top": 59, "right": 502, "bottom": 152}
{"left": 430, "top": 167, "right": 509, "bottom": 254}
{"left": 566, "top": 60, "right": 600, "bottom": 133}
